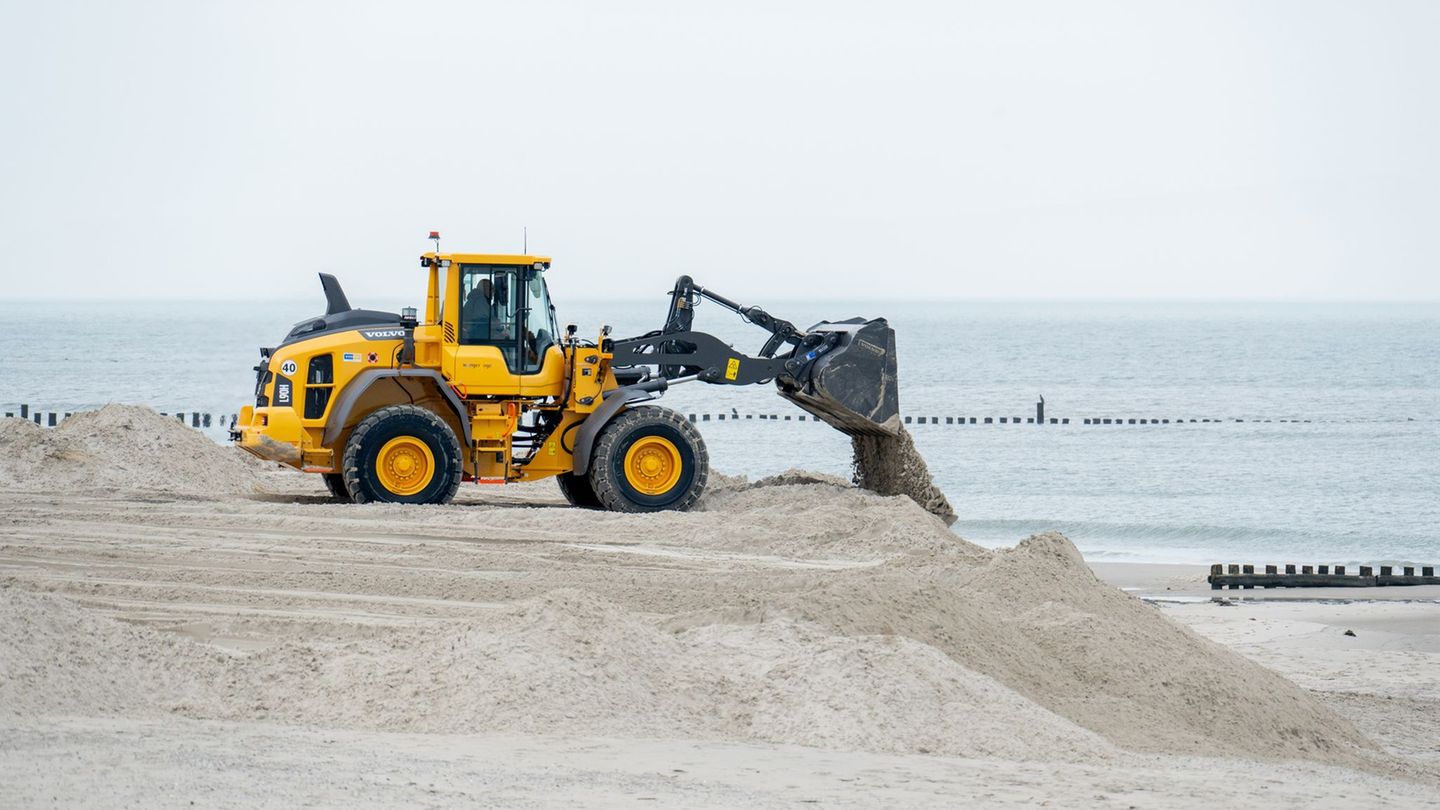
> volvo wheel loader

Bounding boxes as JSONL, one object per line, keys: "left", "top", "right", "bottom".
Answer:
{"left": 233, "top": 234, "right": 899, "bottom": 512}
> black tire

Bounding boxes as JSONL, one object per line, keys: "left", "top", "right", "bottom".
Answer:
{"left": 556, "top": 471, "right": 603, "bottom": 508}
{"left": 322, "top": 473, "right": 349, "bottom": 500}
{"left": 342, "top": 404, "right": 463, "bottom": 505}
{"left": 588, "top": 406, "right": 708, "bottom": 512}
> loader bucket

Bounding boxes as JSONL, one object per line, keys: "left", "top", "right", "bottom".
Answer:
{"left": 778, "top": 317, "right": 900, "bottom": 436}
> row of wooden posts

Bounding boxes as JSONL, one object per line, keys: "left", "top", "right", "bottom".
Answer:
{"left": 685, "top": 397, "right": 1313, "bottom": 425}
{"left": 4, "top": 405, "right": 233, "bottom": 430}
{"left": 2, "top": 403, "right": 1320, "bottom": 430}
{"left": 1209, "top": 563, "right": 1440, "bottom": 589}
{"left": 686, "top": 414, "right": 1313, "bottom": 425}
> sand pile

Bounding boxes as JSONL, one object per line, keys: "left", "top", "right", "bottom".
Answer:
{"left": 347, "top": 469, "right": 974, "bottom": 564}
{"left": 0, "top": 405, "right": 261, "bottom": 496}
{"left": 690, "top": 470, "right": 981, "bottom": 561}
{"left": 852, "top": 427, "right": 957, "bottom": 525}
{"left": 778, "top": 529, "right": 1374, "bottom": 766}
{"left": 0, "top": 414, "right": 1376, "bottom": 770}
{"left": 3, "top": 546, "right": 1370, "bottom": 767}
{"left": 0, "top": 587, "right": 1105, "bottom": 760}
{"left": 0, "top": 590, "right": 227, "bottom": 719}
{"left": 297, "top": 591, "right": 1111, "bottom": 760}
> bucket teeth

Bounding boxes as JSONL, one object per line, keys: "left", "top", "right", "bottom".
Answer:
{"left": 778, "top": 318, "right": 899, "bottom": 436}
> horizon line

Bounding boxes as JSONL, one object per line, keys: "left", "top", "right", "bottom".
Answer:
{"left": 2, "top": 295, "right": 1439, "bottom": 305}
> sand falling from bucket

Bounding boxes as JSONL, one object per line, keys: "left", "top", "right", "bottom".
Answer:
{"left": 850, "top": 426, "right": 957, "bottom": 526}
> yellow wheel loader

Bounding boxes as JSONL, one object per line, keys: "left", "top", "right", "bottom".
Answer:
{"left": 233, "top": 234, "right": 899, "bottom": 512}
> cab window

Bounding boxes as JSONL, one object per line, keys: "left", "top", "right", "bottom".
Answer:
{"left": 520, "top": 270, "right": 559, "bottom": 373}
{"left": 459, "top": 264, "right": 522, "bottom": 369}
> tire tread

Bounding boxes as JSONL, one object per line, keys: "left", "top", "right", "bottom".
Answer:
{"left": 322, "top": 472, "right": 349, "bottom": 500}
{"left": 588, "top": 406, "right": 708, "bottom": 512}
{"left": 556, "top": 471, "right": 602, "bottom": 508}
{"left": 341, "top": 404, "right": 463, "bottom": 505}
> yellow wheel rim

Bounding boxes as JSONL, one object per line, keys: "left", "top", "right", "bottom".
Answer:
{"left": 623, "top": 436, "right": 683, "bottom": 496}
{"left": 375, "top": 436, "right": 436, "bottom": 496}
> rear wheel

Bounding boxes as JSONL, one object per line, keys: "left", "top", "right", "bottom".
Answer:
{"left": 342, "top": 405, "right": 463, "bottom": 505}
{"left": 588, "top": 406, "right": 707, "bottom": 512}
{"left": 556, "top": 471, "right": 602, "bottom": 508}
{"left": 322, "top": 472, "right": 349, "bottom": 500}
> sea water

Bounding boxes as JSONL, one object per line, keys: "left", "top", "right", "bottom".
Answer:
{"left": 2, "top": 297, "right": 1436, "bottom": 566}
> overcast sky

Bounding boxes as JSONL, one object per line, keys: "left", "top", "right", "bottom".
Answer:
{"left": 1, "top": 0, "right": 1436, "bottom": 302}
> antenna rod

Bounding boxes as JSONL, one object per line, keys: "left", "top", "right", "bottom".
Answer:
{"left": 524, "top": 226, "right": 528, "bottom": 254}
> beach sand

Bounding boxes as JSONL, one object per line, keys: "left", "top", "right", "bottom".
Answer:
{"left": 1, "top": 407, "right": 1436, "bottom": 807}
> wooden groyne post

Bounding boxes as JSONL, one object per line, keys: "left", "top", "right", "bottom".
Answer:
{"left": 1209, "top": 563, "right": 1439, "bottom": 589}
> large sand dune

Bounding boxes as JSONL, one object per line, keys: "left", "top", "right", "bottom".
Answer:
{"left": 0, "top": 406, "right": 1433, "bottom": 806}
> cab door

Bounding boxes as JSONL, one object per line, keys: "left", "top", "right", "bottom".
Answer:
{"left": 517, "top": 269, "right": 566, "bottom": 397}
{"left": 444, "top": 263, "right": 525, "bottom": 395}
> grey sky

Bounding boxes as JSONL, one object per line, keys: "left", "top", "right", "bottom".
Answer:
{"left": 1, "top": 0, "right": 1436, "bottom": 302}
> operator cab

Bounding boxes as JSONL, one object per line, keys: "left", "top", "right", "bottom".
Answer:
{"left": 422, "top": 249, "right": 566, "bottom": 396}
{"left": 457, "top": 262, "right": 559, "bottom": 373}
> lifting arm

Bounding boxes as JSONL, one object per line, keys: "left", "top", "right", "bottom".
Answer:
{"left": 605, "top": 275, "right": 901, "bottom": 436}
{"left": 659, "top": 275, "right": 803, "bottom": 358}
{"left": 609, "top": 275, "right": 823, "bottom": 386}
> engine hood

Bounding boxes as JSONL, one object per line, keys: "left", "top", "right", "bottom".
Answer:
{"left": 280, "top": 307, "right": 401, "bottom": 347}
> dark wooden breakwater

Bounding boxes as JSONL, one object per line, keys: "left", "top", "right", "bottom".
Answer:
{"left": 680, "top": 413, "right": 1313, "bottom": 425}
{"left": 0, "top": 399, "right": 1339, "bottom": 431}
{"left": 1209, "top": 563, "right": 1440, "bottom": 589}
{"left": 4, "top": 404, "right": 231, "bottom": 430}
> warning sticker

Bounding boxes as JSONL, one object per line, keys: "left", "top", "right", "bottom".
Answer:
{"left": 725, "top": 357, "right": 740, "bottom": 381}
{"left": 366, "top": 352, "right": 379, "bottom": 364}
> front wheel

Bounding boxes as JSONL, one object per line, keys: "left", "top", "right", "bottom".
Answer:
{"left": 342, "top": 405, "right": 463, "bottom": 504}
{"left": 588, "top": 406, "right": 708, "bottom": 512}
